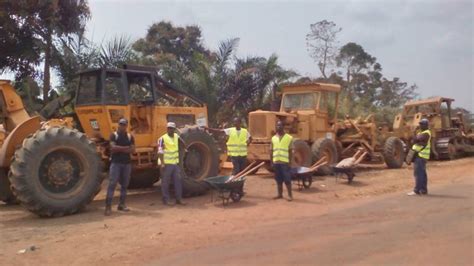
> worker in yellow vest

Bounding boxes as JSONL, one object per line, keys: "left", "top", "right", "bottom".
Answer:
{"left": 206, "top": 117, "right": 252, "bottom": 175}
{"left": 407, "top": 118, "right": 431, "bottom": 196}
{"left": 270, "top": 120, "right": 294, "bottom": 201}
{"left": 157, "top": 122, "right": 187, "bottom": 206}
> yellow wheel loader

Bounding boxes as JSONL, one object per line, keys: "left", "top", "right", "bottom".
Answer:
{"left": 0, "top": 65, "right": 220, "bottom": 216}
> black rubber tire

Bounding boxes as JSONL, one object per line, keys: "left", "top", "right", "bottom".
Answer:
{"left": 9, "top": 127, "right": 104, "bottom": 217}
{"left": 128, "top": 168, "right": 160, "bottom": 189}
{"left": 178, "top": 127, "right": 219, "bottom": 197}
{"left": 0, "top": 169, "right": 17, "bottom": 204}
{"left": 230, "top": 191, "right": 242, "bottom": 202}
{"left": 302, "top": 176, "right": 312, "bottom": 188}
{"left": 383, "top": 136, "right": 405, "bottom": 169}
{"left": 311, "top": 138, "right": 338, "bottom": 176}
{"left": 335, "top": 140, "right": 343, "bottom": 161}
{"left": 291, "top": 139, "right": 312, "bottom": 168}
{"left": 447, "top": 142, "right": 459, "bottom": 160}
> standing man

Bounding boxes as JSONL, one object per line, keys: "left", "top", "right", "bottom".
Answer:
{"left": 408, "top": 118, "right": 431, "bottom": 196}
{"left": 105, "top": 118, "right": 135, "bottom": 216}
{"left": 270, "top": 120, "right": 293, "bottom": 201}
{"left": 158, "top": 122, "right": 186, "bottom": 206}
{"left": 206, "top": 117, "right": 251, "bottom": 175}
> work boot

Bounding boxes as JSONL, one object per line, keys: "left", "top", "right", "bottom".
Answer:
{"left": 163, "top": 199, "right": 174, "bottom": 206}
{"left": 285, "top": 182, "right": 293, "bottom": 202}
{"left": 273, "top": 183, "right": 283, "bottom": 200}
{"left": 104, "top": 205, "right": 112, "bottom": 216}
{"left": 117, "top": 204, "right": 130, "bottom": 212}
{"left": 176, "top": 200, "right": 187, "bottom": 206}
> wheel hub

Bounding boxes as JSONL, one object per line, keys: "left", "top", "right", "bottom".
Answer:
{"left": 185, "top": 149, "right": 201, "bottom": 171}
{"left": 47, "top": 157, "right": 74, "bottom": 186}
{"left": 183, "top": 143, "right": 210, "bottom": 180}
{"left": 39, "top": 150, "right": 83, "bottom": 193}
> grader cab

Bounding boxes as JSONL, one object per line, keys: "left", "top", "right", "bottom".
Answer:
{"left": 247, "top": 82, "right": 341, "bottom": 174}
{"left": 0, "top": 65, "right": 220, "bottom": 217}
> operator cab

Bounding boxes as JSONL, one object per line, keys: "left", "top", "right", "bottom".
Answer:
{"left": 74, "top": 65, "right": 208, "bottom": 146}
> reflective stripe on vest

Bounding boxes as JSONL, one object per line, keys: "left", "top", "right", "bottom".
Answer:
{"left": 162, "top": 133, "right": 179, "bottom": 164}
{"left": 226, "top": 127, "right": 248, "bottom": 157}
{"left": 412, "top": 129, "right": 431, "bottom": 159}
{"left": 271, "top": 134, "right": 293, "bottom": 163}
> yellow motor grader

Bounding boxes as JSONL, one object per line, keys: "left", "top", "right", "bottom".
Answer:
{"left": 246, "top": 82, "right": 406, "bottom": 173}
{"left": 247, "top": 82, "right": 341, "bottom": 174}
{"left": 393, "top": 97, "right": 474, "bottom": 159}
{"left": 334, "top": 114, "right": 405, "bottom": 168}
{"left": 0, "top": 65, "right": 220, "bottom": 216}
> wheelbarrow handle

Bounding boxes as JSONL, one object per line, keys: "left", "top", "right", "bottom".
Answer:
{"left": 227, "top": 161, "right": 265, "bottom": 183}
{"left": 233, "top": 161, "right": 258, "bottom": 179}
{"left": 308, "top": 160, "right": 328, "bottom": 172}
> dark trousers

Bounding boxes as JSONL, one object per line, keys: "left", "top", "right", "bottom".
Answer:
{"left": 413, "top": 156, "right": 428, "bottom": 193}
{"left": 273, "top": 163, "right": 291, "bottom": 184}
{"left": 106, "top": 163, "right": 132, "bottom": 206}
{"left": 161, "top": 164, "right": 183, "bottom": 202}
{"left": 230, "top": 156, "right": 248, "bottom": 175}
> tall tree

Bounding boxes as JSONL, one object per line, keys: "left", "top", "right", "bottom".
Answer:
{"left": 306, "top": 20, "right": 341, "bottom": 79}
{"left": 336, "top": 42, "right": 376, "bottom": 82}
{"left": 133, "top": 21, "right": 210, "bottom": 68}
{"left": 0, "top": 0, "right": 90, "bottom": 103}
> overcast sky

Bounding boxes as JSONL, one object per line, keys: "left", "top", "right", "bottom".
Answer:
{"left": 1, "top": 0, "right": 470, "bottom": 110}
{"left": 85, "top": 0, "right": 473, "bottom": 111}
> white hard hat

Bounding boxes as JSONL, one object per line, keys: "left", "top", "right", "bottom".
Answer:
{"left": 167, "top": 122, "right": 176, "bottom": 128}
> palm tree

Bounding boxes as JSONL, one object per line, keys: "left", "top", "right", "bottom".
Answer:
{"left": 99, "top": 35, "right": 136, "bottom": 67}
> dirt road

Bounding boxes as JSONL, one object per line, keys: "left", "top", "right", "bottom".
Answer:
{"left": 0, "top": 158, "right": 473, "bottom": 265}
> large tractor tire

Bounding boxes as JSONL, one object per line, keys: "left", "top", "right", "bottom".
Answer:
{"left": 9, "top": 127, "right": 104, "bottom": 217}
{"left": 0, "top": 169, "right": 17, "bottom": 204}
{"left": 291, "top": 139, "right": 312, "bottom": 168}
{"left": 383, "top": 136, "right": 405, "bottom": 168}
{"left": 128, "top": 168, "right": 160, "bottom": 189}
{"left": 179, "top": 127, "right": 219, "bottom": 197}
{"left": 311, "top": 138, "right": 338, "bottom": 175}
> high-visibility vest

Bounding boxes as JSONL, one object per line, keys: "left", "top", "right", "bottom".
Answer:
{"left": 162, "top": 133, "right": 179, "bottom": 164}
{"left": 226, "top": 127, "right": 248, "bottom": 157}
{"left": 412, "top": 129, "right": 431, "bottom": 160}
{"left": 271, "top": 134, "right": 293, "bottom": 163}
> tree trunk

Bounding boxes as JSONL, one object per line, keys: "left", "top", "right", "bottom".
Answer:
{"left": 43, "top": 33, "right": 52, "bottom": 104}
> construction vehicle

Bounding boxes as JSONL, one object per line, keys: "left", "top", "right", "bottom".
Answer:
{"left": 334, "top": 114, "right": 405, "bottom": 168}
{"left": 393, "top": 97, "right": 474, "bottom": 159}
{"left": 247, "top": 82, "right": 341, "bottom": 174}
{"left": 0, "top": 65, "right": 220, "bottom": 216}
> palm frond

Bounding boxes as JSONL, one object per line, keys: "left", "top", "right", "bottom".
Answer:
{"left": 99, "top": 35, "right": 134, "bottom": 67}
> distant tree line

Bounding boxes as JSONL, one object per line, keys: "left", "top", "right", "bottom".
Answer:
{"left": 1, "top": 2, "right": 455, "bottom": 127}
{"left": 305, "top": 20, "right": 418, "bottom": 125}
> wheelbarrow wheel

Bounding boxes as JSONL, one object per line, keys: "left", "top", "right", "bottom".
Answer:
{"left": 302, "top": 176, "right": 312, "bottom": 188}
{"left": 230, "top": 191, "right": 242, "bottom": 202}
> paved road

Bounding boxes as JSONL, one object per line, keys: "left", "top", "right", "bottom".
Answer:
{"left": 156, "top": 176, "right": 474, "bottom": 265}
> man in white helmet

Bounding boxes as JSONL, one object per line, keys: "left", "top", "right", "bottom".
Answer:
{"left": 157, "top": 122, "right": 187, "bottom": 205}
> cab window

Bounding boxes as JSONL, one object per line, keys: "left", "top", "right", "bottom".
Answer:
{"left": 77, "top": 71, "right": 102, "bottom": 105}
{"left": 104, "top": 72, "right": 126, "bottom": 105}
{"left": 128, "top": 73, "right": 154, "bottom": 104}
